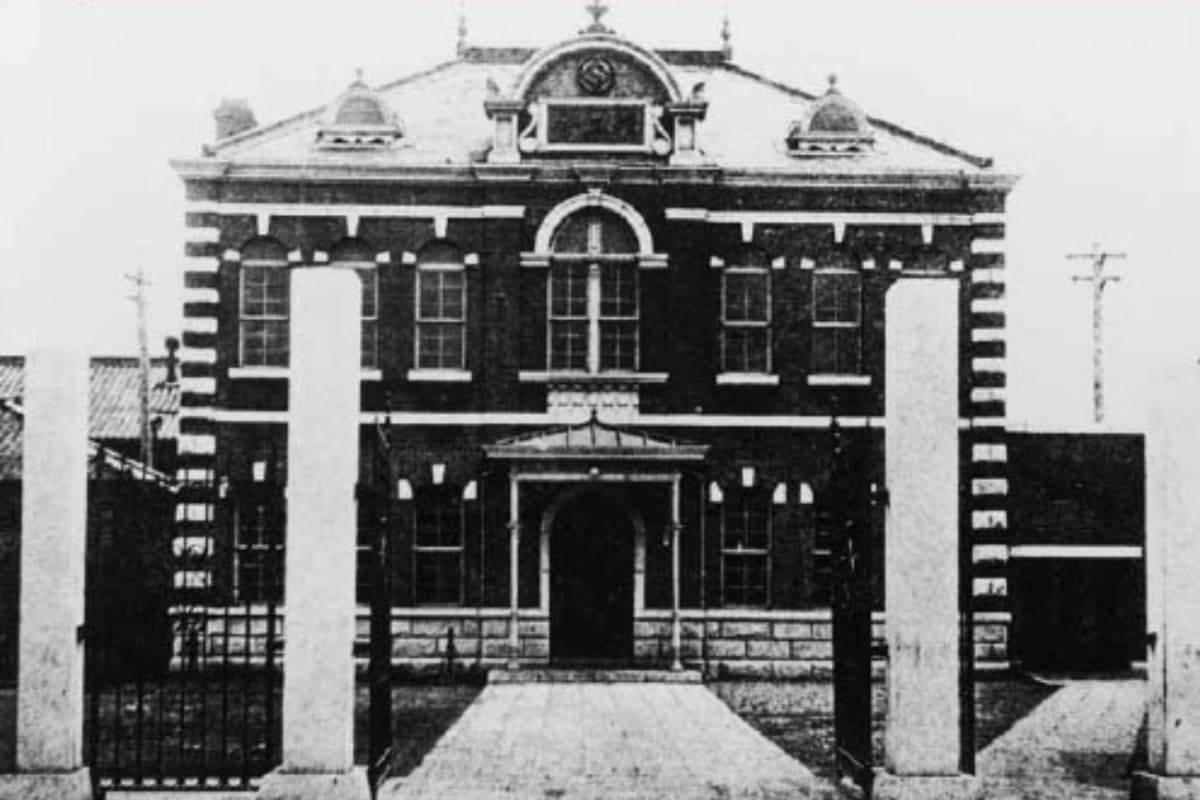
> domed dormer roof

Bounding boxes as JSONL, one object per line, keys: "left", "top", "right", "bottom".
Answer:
{"left": 316, "top": 71, "right": 405, "bottom": 150}
{"left": 786, "top": 74, "right": 875, "bottom": 158}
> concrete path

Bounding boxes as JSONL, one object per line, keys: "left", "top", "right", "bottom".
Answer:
{"left": 378, "top": 681, "right": 826, "bottom": 800}
{"left": 977, "top": 679, "right": 1145, "bottom": 799}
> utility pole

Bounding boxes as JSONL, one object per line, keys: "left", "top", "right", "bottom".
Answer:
{"left": 126, "top": 266, "right": 153, "bottom": 469}
{"left": 1069, "top": 242, "right": 1126, "bottom": 424}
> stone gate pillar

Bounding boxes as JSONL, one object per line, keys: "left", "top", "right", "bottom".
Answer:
{"left": 257, "top": 268, "right": 370, "bottom": 800}
{"left": 0, "top": 347, "right": 93, "bottom": 800}
{"left": 1133, "top": 362, "right": 1200, "bottom": 800}
{"left": 875, "top": 278, "right": 981, "bottom": 800}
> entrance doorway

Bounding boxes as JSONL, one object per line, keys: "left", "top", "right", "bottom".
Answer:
{"left": 549, "top": 490, "right": 634, "bottom": 663}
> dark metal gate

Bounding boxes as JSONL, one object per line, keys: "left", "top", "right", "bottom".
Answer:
{"left": 84, "top": 457, "right": 282, "bottom": 792}
{"left": 828, "top": 420, "right": 877, "bottom": 795}
{"left": 361, "top": 415, "right": 396, "bottom": 789}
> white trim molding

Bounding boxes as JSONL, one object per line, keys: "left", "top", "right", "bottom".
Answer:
{"left": 716, "top": 373, "right": 780, "bottom": 386}
{"left": 807, "top": 374, "right": 872, "bottom": 387}
{"left": 1010, "top": 545, "right": 1143, "bottom": 559}
{"left": 533, "top": 191, "right": 656, "bottom": 256}
{"left": 971, "top": 238, "right": 1007, "bottom": 255}
{"left": 407, "top": 368, "right": 473, "bottom": 383}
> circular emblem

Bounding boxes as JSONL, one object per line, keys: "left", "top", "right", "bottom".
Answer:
{"left": 577, "top": 57, "right": 616, "bottom": 96}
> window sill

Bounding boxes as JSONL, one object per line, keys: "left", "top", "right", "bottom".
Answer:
{"left": 807, "top": 374, "right": 871, "bottom": 387}
{"left": 407, "top": 369, "right": 473, "bottom": 383}
{"left": 518, "top": 371, "right": 669, "bottom": 385}
{"left": 716, "top": 373, "right": 780, "bottom": 386}
{"left": 229, "top": 366, "right": 382, "bottom": 381}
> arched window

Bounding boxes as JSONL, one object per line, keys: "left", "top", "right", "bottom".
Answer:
{"left": 415, "top": 244, "right": 467, "bottom": 372}
{"left": 548, "top": 209, "right": 639, "bottom": 372}
{"left": 239, "top": 240, "right": 289, "bottom": 367}
{"left": 721, "top": 250, "right": 772, "bottom": 374}
{"left": 812, "top": 269, "right": 862, "bottom": 374}
{"left": 330, "top": 240, "right": 379, "bottom": 369}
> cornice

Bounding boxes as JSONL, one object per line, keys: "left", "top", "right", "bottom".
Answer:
{"left": 170, "top": 157, "right": 1018, "bottom": 193}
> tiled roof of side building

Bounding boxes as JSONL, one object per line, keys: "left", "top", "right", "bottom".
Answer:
{"left": 0, "top": 356, "right": 180, "bottom": 443}
{"left": 198, "top": 42, "right": 997, "bottom": 175}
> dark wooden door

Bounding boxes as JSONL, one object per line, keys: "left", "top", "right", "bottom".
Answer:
{"left": 550, "top": 492, "right": 634, "bottom": 663}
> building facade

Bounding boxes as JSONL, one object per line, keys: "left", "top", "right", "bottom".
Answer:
{"left": 170, "top": 14, "right": 1016, "bottom": 675}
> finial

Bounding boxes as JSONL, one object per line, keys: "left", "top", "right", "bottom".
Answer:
{"left": 353, "top": 67, "right": 366, "bottom": 88}
{"left": 827, "top": 73, "right": 839, "bottom": 93}
{"left": 456, "top": 0, "right": 468, "bottom": 57}
{"left": 720, "top": 12, "right": 732, "bottom": 60}
{"left": 583, "top": 0, "right": 612, "bottom": 34}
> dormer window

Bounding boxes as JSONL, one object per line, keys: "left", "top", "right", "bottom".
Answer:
{"left": 316, "top": 70, "right": 404, "bottom": 150}
{"left": 786, "top": 74, "right": 874, "bottom": 158}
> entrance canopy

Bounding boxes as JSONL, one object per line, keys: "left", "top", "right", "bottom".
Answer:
{"left": 484, "top": 413, "right": 707, "bottom": 463}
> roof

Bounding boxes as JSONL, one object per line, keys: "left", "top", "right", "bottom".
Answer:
{"left": 485, "top": 413, "right": 708, "bottom": 461}
{"left": 191, "top": 38, "right": 1001, "bottom": 178}
{"left": 0, "top": 357, "right": 180, "bottom": 483}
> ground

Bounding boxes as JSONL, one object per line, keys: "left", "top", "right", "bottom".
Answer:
{"left": 710, "top": 675, "right": 1058, "bottom": 786}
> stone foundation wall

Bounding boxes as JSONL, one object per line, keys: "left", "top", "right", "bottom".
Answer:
{"left": 177, "top": 606, "right": 1010, "bottom": 675}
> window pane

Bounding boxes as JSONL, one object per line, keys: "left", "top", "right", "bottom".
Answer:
{"left": 415, "top": 552, "right": 462, "bottom": 605}
{"left": 725, "top": 501, "right": 769, "bottom": 551}
{"left": 242, "top": 265, "right": 290, "bottom": 318}
{"left": 417, "top": 322, "right": 464, "bottom": 370}
{"left": 724, "top": 272, "right": 768, "bottom": 323}
{"left": 357, "top": 268, "right": 377, "bottom": 318}
{"left": 814, "top": 273, "right": 861, "bottom": 324}
{"left": 724, "top": 554, "right": 768, "bottom": 607}
{"left": 812, "top": 327, "right": 861, "bottom": 374}
{"left": 241, "top": 320, "right": 289, "bottom": 367}
{"left": 723, "top": 327, "right": 769, "bottom": 373}
{"left": 440, "top": 271, "right": 465, "bottom": 319}
{"left": 361, "top": 319, "right": 378, "bottom": 369}
{"left": 418, "top": 272, "right": 442, "bottom": 318}
{"left": 600, "top": 263, "right": 637, "bottom": 318}
{"left": 599, "top": 321, "right": 637, "bottom": 371}
{"left": 550, "top": 264, "right": 589, "bottom": 317}
{"left": 550, "top": 320, "right": 589, "bottom": 371}
{"left": 416, "top": 502, "right": 462, "bottom": 548}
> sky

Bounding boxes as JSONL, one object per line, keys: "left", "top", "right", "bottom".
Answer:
{"left": 0, "top": 0, "right": 1196, "bottom": 430}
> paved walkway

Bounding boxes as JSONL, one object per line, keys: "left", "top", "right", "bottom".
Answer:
{"left": 978, "top": 679, "right": 1145, "bottom": 799}
{"left": 378, "top": 681, "right": 826, "bottom": 800}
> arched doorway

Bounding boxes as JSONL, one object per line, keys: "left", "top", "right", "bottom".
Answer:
{"left": 548, "top": 489, "right": 635, "bottom": 663}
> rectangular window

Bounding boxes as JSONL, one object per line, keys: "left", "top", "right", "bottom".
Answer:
{"left": 416, "top": 268, "right": 466, "bottom": 370}
{"left": 234, "top": 493, "right": 285, "bottom": 604}
{"left": 413, "top": 492, "right": 463, "bottom": 605}
{"left": 812, "top": 271, "right": 862, "bottom": 374}
{"left": 599, "top": 262, "right": 638, "bottom": 371}
{"left": 549, "top": 263, "right": 591, "bottom": 371}
{"left": 722, "top": 494, "right": 770, "bottom": 607}
{"left": 722, "top": 269, "right": 771, "bottom": 373}
{"left": 240, "top": 264, "right": 289, "bottom": 367}
{"left": 545, "top": 103, "right": 647, "bottom": 147}
{"left": 358, "top": 267, "right": 379, "bottom": 369}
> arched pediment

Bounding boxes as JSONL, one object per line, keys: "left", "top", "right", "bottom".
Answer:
{"left": 513, "top": 34, "right": 682, "bottom": 105}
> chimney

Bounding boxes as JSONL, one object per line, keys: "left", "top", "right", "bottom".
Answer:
{"left": 213, "top": 98, "right": 256, "bottom": 140}
{"left": 164, "top": 336, "right": 180, "bottom": 384}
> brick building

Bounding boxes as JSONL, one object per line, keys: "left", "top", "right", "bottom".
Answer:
{"left": 169, "top": 11, "right": 1016, "bottom": 675}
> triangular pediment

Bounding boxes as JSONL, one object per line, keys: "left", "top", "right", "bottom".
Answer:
{"left": 484, "top": 414, "right": 707, "bottom": 461}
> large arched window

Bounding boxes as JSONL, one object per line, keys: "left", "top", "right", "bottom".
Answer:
{"left": 415, "top": 243, "right": 467, "bottom": 372}
{"left": 330, "top": 240, "right": 379, "bottom": 369}
{"left": 239, "top": 240, "right": 289, "bottom": 367}
{"left": 548, "top": 209, "right": 639, "bottom": 372}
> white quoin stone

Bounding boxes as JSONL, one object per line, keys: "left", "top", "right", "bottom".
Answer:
{"left": 261, "top": 269, "right": 369, "bottom": 800}
{"left": 877, "top": 278, "right": 980, "bottom": 799}
{"left": 1136, "top": 362, "right": 1200, "bottom": 798}
{"left": 2, "top": 348, "right": 94, "bottom": 799}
